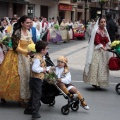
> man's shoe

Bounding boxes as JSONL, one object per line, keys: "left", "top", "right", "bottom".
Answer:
{"left": 32, "top": 113, "right": 41, "bottom": 119}
{"left": 24, "top": 109, "right": 33, "bottom": 115}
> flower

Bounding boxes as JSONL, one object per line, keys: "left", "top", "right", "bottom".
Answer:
{"left": 27, "top": 43, "right": 36, "bottom": 52}
{"left": 0, "top": 35, "right": 12, "bottom": 47}
{"left": 54, "top": 24, "right": 59, "bottom": 30}
{"left": 45, "top": 71, "right": 58, "bottom": 84}
{"left": 110, "top": 40, "right": 120, "bottom": 55}
{"left": 110, "top": 41, "right": 120, "bottom": 49}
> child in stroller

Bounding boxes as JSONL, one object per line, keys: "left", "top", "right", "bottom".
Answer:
{"left": 43, "top": 56, "right": 89, "bottom": 115}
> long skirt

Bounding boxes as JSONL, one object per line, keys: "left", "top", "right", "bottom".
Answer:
{"left": 60, "top": 29, "right": 70, "bottom": 42}
{"left": 83, "top": 49, "right": 109, "bottom": 87}
{"left": 0, "top": 50, "right": 30, "bottom": 101}
{"left": 0, "top": 50, "right": 20, "bottom": 101}
{"left": 52, "top": 33, "right": 62, "bottom": 43}
{"left": 68, "top": 29, "right": 74, "bottom": 40}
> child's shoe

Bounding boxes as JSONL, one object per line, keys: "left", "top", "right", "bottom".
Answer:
{"left": 80, "top": 98, "right": 89, "bottom": 110}
{"left": 80, "top": 104, "right": 89, "bottom": 110}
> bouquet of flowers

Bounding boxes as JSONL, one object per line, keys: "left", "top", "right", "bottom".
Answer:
{"left": 54, "top": 24, "right": 59, "bottom": 30}
{"left": 0, "top": 34, "right": 12, "bottom": 48}
{"left": 66, "top": 25, "right": 70, "bottom": 31}
{"left": 45, "top": 71, "right": 58, "bottom": 84}
{"left": 110, "top": 40, "right": 120, "bottom": 55}
{"left": 27, "top": 43, "right": 36, "bottom": 52}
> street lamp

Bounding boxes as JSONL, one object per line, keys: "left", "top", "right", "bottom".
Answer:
{"left": 84, "top": 0, "right": 87, "bottom": 29}
{"left": 99, "top": 0, "right": 106, "bottom": 17}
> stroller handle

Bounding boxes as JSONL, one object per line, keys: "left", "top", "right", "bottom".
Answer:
{"left": 107, "top": 49, "right": 120, "bottom": 58}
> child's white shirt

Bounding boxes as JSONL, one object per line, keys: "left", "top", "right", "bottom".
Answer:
{"left": 55, "top": 67, "right": 71, "bottom": 84}
{"left": 32, "top": 56, "right": 51, "bottom": 73}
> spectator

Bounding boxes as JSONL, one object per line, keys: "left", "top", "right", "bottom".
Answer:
{"left": 106, "top": 13, "right": 117, "bottom": 42}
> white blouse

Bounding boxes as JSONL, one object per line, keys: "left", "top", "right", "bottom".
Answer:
{"left": 55, "top": 67, "right": 71, "bottom": 84}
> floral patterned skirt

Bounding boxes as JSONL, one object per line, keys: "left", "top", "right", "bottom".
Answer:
{"left": 60, "top": 29, "right": 70, "bottom": 42}
{"left": 0, "top": 50, "right": 20, "bottom": 101}
{"left": 83, "top": 49, "right": 109, "bottom": 87}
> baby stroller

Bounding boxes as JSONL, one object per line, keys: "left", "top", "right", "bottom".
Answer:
{"left": 108, "top": 49, "right": 120, "bottom": 95}
{"left": 41, "top": 53, "right": 80, "bottom": 115}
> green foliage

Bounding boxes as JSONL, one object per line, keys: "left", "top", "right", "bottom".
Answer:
{"left": 54, "top": 24, "right": 59, "bottom": 30}
{"left": 0, "top": 35, "right": 12, "bottom": 48}
{"left": 45, "top": 72, "right": 58, "bottom": 84}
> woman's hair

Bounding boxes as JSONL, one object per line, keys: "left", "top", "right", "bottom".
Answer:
{"left": 12, "top": 15, "right": 30, "bottom": 50}
{"left": 13, "top": 15, "right": 30, "bottom": 32}
{"left": 35, "top": 41, "right": 48, "bottom": 53}
{"left": 98, "top": 17, "right": 106, "bottom": 24}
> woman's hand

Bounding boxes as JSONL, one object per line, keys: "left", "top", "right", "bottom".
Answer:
{"left": 27, "top": 51, "right": 34, "bottom": 56}
{"left": 101, "top": 47, "right": 107, "bottom": 51}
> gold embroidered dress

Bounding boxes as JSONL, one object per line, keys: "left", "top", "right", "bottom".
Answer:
{"left": 0, "top": 30, "right": 33, "bottom": 101}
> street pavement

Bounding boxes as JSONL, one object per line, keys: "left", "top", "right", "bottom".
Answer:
{"left": 0, "top": 36, "right": 120, "bottom": 120}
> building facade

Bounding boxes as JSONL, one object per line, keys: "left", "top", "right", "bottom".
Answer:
{"left": 27, "top": 0, "right": 58, "bottom": 20}
{"left": 0, "top": 0, "right": 120, "bottom": 21}
{"left": 90, "top": 0, "right": 120, "bottom": 20}
{"left": 58, "top": 0, "right": 77, "bottom": 22}
{"left": 0, "top": 0, "right": 29, "bottom": 19}
{"left": 0, "top": 0, "right": 58, "bottom": 20}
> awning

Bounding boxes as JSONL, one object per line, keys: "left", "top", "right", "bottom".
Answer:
{"left": 59, "top": 4, "right": 72, "bottom": 11}
{"left": 0, "top": 0, "right": 29, "bottom": 4}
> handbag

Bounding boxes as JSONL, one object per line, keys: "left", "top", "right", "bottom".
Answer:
{"left": 108, "top": 54, "right": 120, "bottom": 70}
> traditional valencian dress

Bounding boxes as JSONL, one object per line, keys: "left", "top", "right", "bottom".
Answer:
{"left": 68, "top": 22, "right": 74, "bottom": 40}
{"left": 83, "top": 27, "right": 111, "bottom": 87}
{"left": 60, "top": 22, "right": 70, "bottom": 42}
{"left": 0, "top": 29, "right": 33, "bottom": 101}
{"left": 50, "top": 24, "right": 62, "bottom": 43}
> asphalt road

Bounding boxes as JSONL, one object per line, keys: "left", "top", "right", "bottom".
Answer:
{"left": 0, "top": 38, "right": 120, "bottom": 120}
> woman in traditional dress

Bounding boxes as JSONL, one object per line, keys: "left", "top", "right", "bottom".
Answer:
{"left": 51, "top": 21, "right": 62, "bottom": 44}
{"left": 0, "top": 15, "right": 34, "bottom": 106}
{"left": 68, "top": 20, "right": 74, "bottom": 40}
{"left": 60, "top": 19, "right": 70, "bottom": 43}
{"left": 83, "top": 17, "right": 111, "bottom": 89}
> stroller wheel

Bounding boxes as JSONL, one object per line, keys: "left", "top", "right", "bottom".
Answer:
{"left": 71, "top": 103, "right": 79, "bottom": 111}
{"left": 115, "top": 83, "right": 120, "bottom": 95}
{"left": 49, "top": 100, "right": 55, "bottom": 106}
{"left": 61, "top": 106, "right": 69, "bottom": 115}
